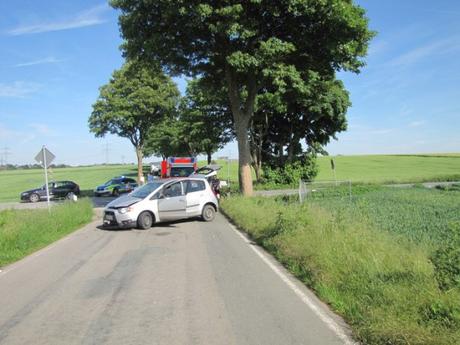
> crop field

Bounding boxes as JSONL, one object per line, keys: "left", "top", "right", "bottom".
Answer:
{"left": 1, "top": 154, "right": 459, "bottom": 203}
{"left": 221, "top": 185, "right": 460, "bottom": 344}
{"left": 303, "top": 184, "right": 460, "bottom": 247}
{"left": 316, "top": 154, "right": 460, "bottom": 183}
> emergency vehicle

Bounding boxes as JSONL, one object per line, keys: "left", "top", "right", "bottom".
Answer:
{"left": 161, "top": 157, "right": 197, "bottom": 178}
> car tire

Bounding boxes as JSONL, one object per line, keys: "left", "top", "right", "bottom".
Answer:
{"left": 29, "top": 193, "right": 40, "bottom": 203}
{"left": 201, "top": 204, "right": 216, "bottom": 222}
{"left": 137, "top": 211, "right": 153, "bottom": 229}
{"left": 112, "top": 188, "right": 119, "bottom": 197}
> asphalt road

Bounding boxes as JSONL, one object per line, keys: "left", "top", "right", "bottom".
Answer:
{"left": 0, "top": 214, "right": 353, "bottom": 345}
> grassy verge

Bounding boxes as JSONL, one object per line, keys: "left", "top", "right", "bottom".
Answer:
{"left": 0, "top": 199, "right": 93, "bottom": 267}
{"left": 221, "top": 194, "right": 460, "bottom": 345}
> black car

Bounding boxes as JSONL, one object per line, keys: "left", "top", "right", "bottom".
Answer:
{"left": 20, "top": 181, "right": 80, "bottom": 202}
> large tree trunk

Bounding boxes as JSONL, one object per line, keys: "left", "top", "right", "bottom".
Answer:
{"left": 136, "top": 146, "right": 144, "bottom": 184}
{"left": 225, "top": 66, "right": 256, "bottom": 196}
{"left": 234, "top": 117, "right": 253, "bottom": 196}
{"left": 207, "top": 151, "right": 212, "bottom": 164}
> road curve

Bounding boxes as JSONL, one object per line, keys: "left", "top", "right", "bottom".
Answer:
{"left": 0, "top": 214, "right": 352, "bottom": 345}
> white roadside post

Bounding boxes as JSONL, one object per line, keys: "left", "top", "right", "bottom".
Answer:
{"left": 34, "top": 146, "right": 55, "bottom": 213}
{"left": 43, "top": 148, "right": 50, "bottom": 210}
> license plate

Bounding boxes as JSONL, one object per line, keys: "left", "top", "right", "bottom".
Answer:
{"left": 104, "top": 214, "right": 114, "bottom": 221}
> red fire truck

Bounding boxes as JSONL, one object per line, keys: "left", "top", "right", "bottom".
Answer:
{"left": 161, "top": 157, "right": 197, "bottom": 178}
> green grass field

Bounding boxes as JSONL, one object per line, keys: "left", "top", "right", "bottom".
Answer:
{"left": 1, "top": 154, "right": 459, "bottom": 202}
{"left": 316, "top": 154, "right": 460, "bottom": 183}
{"left": 0, "top": 199, "right": 93, "bottom": 267}
{"left": 221, "top": 186, "right": 460, "bottom": 345}
{"left": 0, "top": 164, "right": 139, "bottom": 202}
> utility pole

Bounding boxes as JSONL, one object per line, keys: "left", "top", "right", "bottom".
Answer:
{"left": 1, "top": 146, "right": 11, "bottom": 169}
{"left": 102, "top": 142, "right": 110, "bottom": 165}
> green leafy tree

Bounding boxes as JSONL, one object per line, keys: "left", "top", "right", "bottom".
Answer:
{"left": 180, "top": 79, "right": 234, "bottom": 164}
{"left": 143, "top": 117, "right": 192, "bottom": 159}
{"left": 111, "top": 0, "right": 374, "bottom": 195}
{"left": 249, "top": 74, "right": 349, "bottom": 181}
{"left": 89, "top": 61, "right": 180, "bottom": 182}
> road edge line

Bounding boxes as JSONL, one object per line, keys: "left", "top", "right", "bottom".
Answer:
{"left": 224, "top": 218, "right": 358, "bottom": 345}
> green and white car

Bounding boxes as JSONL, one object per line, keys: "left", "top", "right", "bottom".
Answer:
{"left": 94, "top": 176, "right": 138, "bottom": 197}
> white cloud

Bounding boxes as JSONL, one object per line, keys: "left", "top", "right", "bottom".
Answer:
{"left": 370, "top": 128, "right": 395, "bottom": 135}
{"left": 389, "top": 36, "right": 460, "bottom": 66}
{"left": 6, "top": 4, "right": 109, "bottom": 36}
{"left": 29, "top": 123, "right": 57, "bottom": 136}
{"left": 367, "top": 39, "right": 388, "bottom": 58}
{"left": 0, "top": 82, "right": 41, "bottom": 97}
{"left": 14, "top": 57, "right": 63, "bottom": 67}
{"left": 408, "top": 120, "right": 426, "bottom": 127}
{"left": 0, "top": 124, "right": 20, "bottom": 139}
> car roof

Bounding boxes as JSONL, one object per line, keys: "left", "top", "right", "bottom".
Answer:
{"left": 158, "top": 176, "right": 208, "bottom": 184}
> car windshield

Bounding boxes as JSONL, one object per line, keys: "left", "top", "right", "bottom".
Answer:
{"left": 130, "top": 182, "right": 164, "bottom": 199}
{"left": 170, "top": 166, "right": 195, "bottom": 177}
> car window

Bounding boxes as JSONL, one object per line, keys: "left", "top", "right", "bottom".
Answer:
{"left": 186, "top": 180, "right": 205, "bottom": 193}
{"left": 164, "top": 182, "right": 183, "bottom": 197}
{"left": 131, "top": 182, "right": 164, "bottom": 199}
{"left": 170, "top": 167, "right": 195, "bottom": 177}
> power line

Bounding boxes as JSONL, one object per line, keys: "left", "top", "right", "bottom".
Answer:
{"left": 102, "top": 142, "right": 111, "bottom": 164}
{"left": 1, "top": 146, "right": 11, "bottom": 169}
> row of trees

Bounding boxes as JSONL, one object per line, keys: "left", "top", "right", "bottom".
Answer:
{"left": 90, "top": 1, "right": 374, "bottom": 195}
{"left": 89, "top": 63, "right": 232, "bottom": 183}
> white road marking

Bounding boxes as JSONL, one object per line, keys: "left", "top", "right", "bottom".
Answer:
{"left": 228, "top": 222, "right": 357, "bottom": 345}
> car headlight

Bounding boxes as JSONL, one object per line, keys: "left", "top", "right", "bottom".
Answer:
{"left": 118, "top": 207, "right": 132, "bottom": 214}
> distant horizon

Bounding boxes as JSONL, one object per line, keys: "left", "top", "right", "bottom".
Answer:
{"left": 1, "top": 151, "right": 459, "bottom": 169}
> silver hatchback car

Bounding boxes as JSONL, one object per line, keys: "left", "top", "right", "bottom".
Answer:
{"left": 102, "top": 177, "right": 219, "bottom": 229}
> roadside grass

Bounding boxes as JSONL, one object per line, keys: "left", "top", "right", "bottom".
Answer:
{"left": 0, "top": 199, "right": 93, "bottom": 267}
{"left": 221, "top": 191, "right": 460, "bottom": 345}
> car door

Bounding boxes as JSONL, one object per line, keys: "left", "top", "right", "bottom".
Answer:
{"left": 45, "top": 182, "right": 56, "bottom": 198}
{"left": 157, "top": 181, "right": 186, "bottom": 221}
{"left": 52, "top": 182, "right": 68, "bottom": 198}
{"left": 185, "top": 179, "right": 206, "bottom": 217}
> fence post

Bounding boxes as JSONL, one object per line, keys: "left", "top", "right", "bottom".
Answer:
{"left": 349, "top": 180, "right": 352, "bottom": 202}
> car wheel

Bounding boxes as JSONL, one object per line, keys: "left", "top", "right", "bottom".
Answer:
{"left": 137, "top": 211, "right": 153, "bottom": 229}
{"left": 201, "top": 204, "right": 216, "bottom": 222}
{"left": 29, "top": 193, "right": 40, "bottom": 203}
{"left": 112, "top": 188, "right": 119, "bottom": 196}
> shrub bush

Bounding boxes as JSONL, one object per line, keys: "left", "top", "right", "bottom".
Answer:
{"left": 263, "top": 155, "right": 318, "bottom": 185}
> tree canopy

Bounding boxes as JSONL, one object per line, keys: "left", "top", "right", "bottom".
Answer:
{"left": 89, "top": 61, "right": 180, "bottom": 182}
{"left": 111, "top": 0, "right": 374, "bottom": 194}
{"left": 179, "top": 79, "right": 234, "bottom": 163}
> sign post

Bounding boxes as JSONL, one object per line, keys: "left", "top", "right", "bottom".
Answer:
{"left": 35, "top": 146, "right": 55, "bottom": 212}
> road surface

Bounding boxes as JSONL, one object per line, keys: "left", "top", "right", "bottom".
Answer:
{"left": 0, "top": 214, "right": 353, "bottom": 345}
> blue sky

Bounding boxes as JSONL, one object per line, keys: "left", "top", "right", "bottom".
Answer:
{"left": 0, "top": 1, "right": 459, "bottom": 165}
